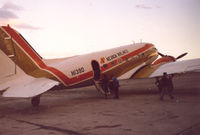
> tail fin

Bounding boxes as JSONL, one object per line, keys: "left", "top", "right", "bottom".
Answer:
{"left": 0, "top": 25, "right": 54, "bottom": 79}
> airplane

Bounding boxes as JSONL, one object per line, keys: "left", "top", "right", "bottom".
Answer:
{"left": 0, "top": 25, "right": 200, "bottom": 106}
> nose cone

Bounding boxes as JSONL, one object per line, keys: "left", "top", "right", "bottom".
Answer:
{"left": 144, "top": 43, "right": 158, "bottom": 64}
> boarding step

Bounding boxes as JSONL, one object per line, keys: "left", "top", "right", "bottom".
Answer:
{"left": 93, "top": 80, "right": 105, "bottom": 94}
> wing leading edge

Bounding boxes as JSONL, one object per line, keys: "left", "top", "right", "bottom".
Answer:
{"left": 150, "top": 58, "right": 200, "bottom": 77}
{"left": 1, "top": 75, "right": 59, "bottom": 98}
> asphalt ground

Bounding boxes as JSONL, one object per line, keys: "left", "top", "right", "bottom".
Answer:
{"left": 0, "top": 84, "right": 200, "bottom": 135}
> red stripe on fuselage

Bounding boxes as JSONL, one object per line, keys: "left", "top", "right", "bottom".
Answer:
{"left": 2, "top": 26, "right": 154, "bottom": 86}
{"left": 100, "top": 44, "right": 154, "bottom": 72}
{"left": 2, "top": 26, "right": 72, "bottom": 85}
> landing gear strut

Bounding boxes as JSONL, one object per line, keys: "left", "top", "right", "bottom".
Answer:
{"left": 31, "top": 95, "right": 40, "bottom": 107}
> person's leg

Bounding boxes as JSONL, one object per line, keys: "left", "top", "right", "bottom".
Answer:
{"left": 166, "top": 86, "right": 174, "bottom": 99}
{"left": 169, "top": 89, "right": 174, "bottom": 99}
{"left": 104, "top": 86, "right": 108, "bottom": 99}
{"left": 115, "top": 87, "right": 119, "bottom": 99}
{"left": 160, "top": 87, "right": 166, "bottom": 100}
{"left": 158, "top": 86, "right": 162, "bottom": 93}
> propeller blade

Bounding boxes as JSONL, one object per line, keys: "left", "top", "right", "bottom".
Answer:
{"left": 176, "top": 52, "right": 188, "bottom": 60}
{"left": 158, "top": 52, "right": 165, "bottom": 57}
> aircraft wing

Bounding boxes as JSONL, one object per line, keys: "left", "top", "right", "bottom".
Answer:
{"left": 119, "top": 72, "right": 200, "bottom": 92}
{"left": 118, "top": 59, "right": 200, "bottom": 92}
{"left": 0, "top": 75, "right": 59, "bottom": 98}
{"left": 150, "top": 58, "right": 200, "bottom": 77}
{"left": 116, "top": 58, "right": 200, "bottom": 94}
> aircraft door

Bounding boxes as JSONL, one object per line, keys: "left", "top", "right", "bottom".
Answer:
{"left": 91, "top": 60, "right": 101, "bottom": 81}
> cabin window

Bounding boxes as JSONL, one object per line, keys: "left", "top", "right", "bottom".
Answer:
{"left": 103, "top": 64, "right": 107, "bottom": 68}
{"left": 118, "top": 59, "right": 122, "bottom": 64}
{"left": 111, "top": 61, "right": 115, "bottom": 66}
{"left": 141, "top": 53, "right": 144, "bottom": 57}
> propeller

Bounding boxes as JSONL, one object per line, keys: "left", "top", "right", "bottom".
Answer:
{"left": 158, "top": 52, "right": 188, "bottom": 60}
{"left": 158, "top": 52, "right": 164, "bottom": 57}
{"left": 176, "top": 52, "right": 188, "bottom": 60}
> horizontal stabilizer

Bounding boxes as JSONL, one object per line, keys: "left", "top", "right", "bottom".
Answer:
{"left": 2, "top": 76, "right": 59, "bottom": 98}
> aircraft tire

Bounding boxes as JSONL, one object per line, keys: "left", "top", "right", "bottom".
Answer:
{"left": 31, "top": 95, "right": 40, "bottom": 107}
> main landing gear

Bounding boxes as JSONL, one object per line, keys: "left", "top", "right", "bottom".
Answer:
{"left": 31, "top": 95, "right": 41, "bottom": 107}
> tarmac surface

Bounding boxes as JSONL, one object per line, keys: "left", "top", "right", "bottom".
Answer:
{"left": 0, "top": 86, "right": 200, "bottom": 135}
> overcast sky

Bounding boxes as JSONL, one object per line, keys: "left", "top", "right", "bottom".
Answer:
{"left": 0, "top": 0, "right": 199, "bottom": 59}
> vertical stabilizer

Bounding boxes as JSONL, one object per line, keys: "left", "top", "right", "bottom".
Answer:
{"left": 0, "top": 25, "right": 56, "bottom": 80}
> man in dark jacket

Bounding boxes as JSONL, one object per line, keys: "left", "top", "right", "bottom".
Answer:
{"left": 160, "top": 72, "right": 174, "bottom": 100}
{"left": 112, "top": 76, "right": 119, "bottom": 99}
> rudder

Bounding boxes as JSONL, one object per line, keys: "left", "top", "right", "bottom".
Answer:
{"left": 0, "top": 25, "right": 56, "bottom": 80}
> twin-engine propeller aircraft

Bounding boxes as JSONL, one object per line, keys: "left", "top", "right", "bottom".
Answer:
{"left": 0, "top": 25, "right": 200, "bottom": 106}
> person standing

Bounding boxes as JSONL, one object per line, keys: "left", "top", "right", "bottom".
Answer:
{"left": 168, "top": 74, "right": 174, "bottom": 99}
{"left": 155, "top": 77, "right": 162, "bottom": 93}
{"left": 160, "top": 72, "right": 174, "bottom": 100}
{"left": 112, "top": 76, "right": 119, "bottom": 99}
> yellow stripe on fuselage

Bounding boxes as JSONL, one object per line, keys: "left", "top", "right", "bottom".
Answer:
{"left": 0, "top": 27, "right": 57, "bottom": 80}
{"left": 102, "top": 45, "right": 158, "bottom": 79}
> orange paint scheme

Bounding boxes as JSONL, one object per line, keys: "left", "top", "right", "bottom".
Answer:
{"left": 1, "top": 25, "right": 157, "bottom": 87}
{"left": 152, "top": 56, "right": 175, "bottom": 66}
